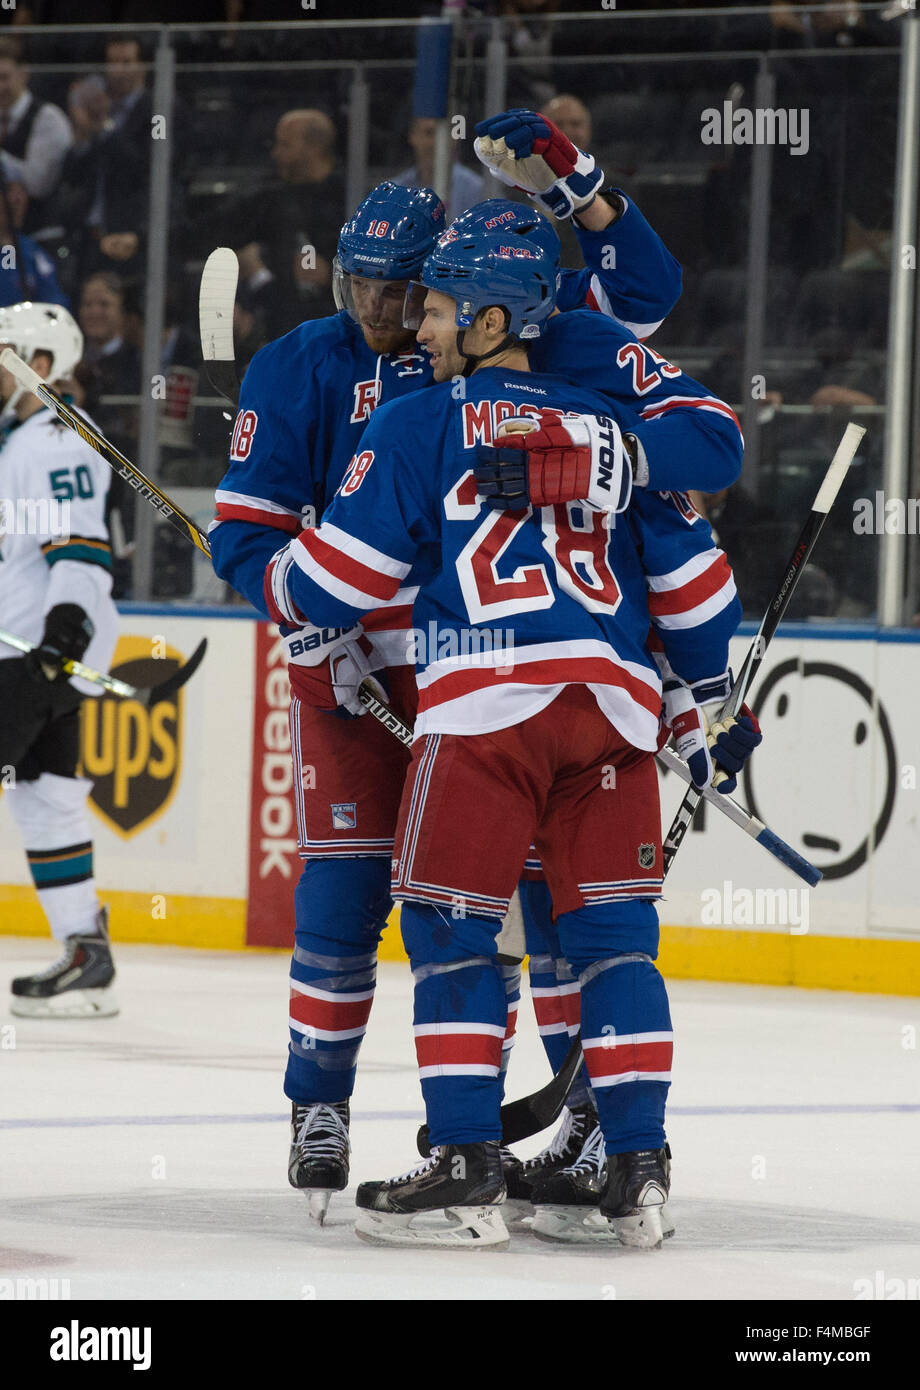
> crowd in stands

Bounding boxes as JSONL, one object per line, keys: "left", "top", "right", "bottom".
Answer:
{"left": 0, "top": 5, "right": 902, "bottom": 613}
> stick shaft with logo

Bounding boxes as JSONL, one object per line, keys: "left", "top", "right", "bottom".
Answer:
{"left": 661, "top": 420, "right": 866, "bottom": 875}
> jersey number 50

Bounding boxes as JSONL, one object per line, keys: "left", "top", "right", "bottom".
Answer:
{"left": 446, "top": 471, "right": 621, "bottom": 623}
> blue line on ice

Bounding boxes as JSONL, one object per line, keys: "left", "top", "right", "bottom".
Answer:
{"left": 2, "top": 1103, "right": 919, "bottom": 1130}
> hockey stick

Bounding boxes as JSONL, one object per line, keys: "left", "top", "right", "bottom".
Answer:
{"left": 0, "top": 627, "right": 207, "bottom": 707}
{"left": 199, "top": 247, "right": 242, "bottom": 406}
{"left": 661, "top": 421, "right": 865, "bottom": 875}
{"left": 0, "top": 349, "right": 212, "bottom": 559}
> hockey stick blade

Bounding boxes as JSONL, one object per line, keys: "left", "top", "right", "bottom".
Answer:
{"left": 200, "top": 248, "right": 241, "bottom": 406}
{"left": 0, "top": 349, "right": 213, "bottom": 559}
{"left": 416, "top": 1033, "right": 585, "bottom": 1155}
{"left": 138, "top": 638, "right": 208, "bottom": 709}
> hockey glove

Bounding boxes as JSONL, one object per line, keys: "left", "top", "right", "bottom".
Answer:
{"left": 288, "top": 628, "right": 388, "bottom": 718}
{"left": 24, "top": 603, "right": 95, "bottom": 684}
{"left": 264, "top": 545, "right": 387, "bottom": 718}
{"left": 474, "top": 411, "right": 634, "bottom": 513}
{"left": 473, "top": 108, "right": 604, "bottom": 221}
{"left": 661, "top": 667, "right": 762, "bottom": 794}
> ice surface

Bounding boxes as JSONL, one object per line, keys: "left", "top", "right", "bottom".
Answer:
{"left": 2, "top": 941, "right": 918, "bottom": 1301}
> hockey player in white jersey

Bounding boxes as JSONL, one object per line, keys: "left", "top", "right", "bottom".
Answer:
{"left": 0, "top": 303, "right": 120, "bottom": 1017}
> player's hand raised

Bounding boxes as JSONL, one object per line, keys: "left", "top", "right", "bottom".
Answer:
{"left": 474, "top": 410, "right": 633, "bottom": 514}
{"left": 473, "top": 108, "right": 604, "bottom": 221}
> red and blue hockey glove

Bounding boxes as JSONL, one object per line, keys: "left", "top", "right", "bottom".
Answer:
{"left": 473, "top": 108, "right": 604, "bottom": 221}
{"left": 25, "top": 603, "right": 95, "bottom": 684}
{"left": 474, "top": 410, "right": 635, "bottom": 513}
{"left": 264, "top": 545, "right": 386, "bottom": 717}
{"left": 661, "top": 667, "right": 762, "bottom": 794}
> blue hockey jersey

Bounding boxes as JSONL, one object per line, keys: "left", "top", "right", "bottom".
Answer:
{"left": 279, "top": 367, "right": 740, "bottom": 746}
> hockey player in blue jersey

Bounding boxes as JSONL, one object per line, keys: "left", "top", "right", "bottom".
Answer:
{"left": 261, "top": 206, "right": 760, "bottom": 1250}
{"left": 210, "top": 109, "right": 747, "bottom": 1224}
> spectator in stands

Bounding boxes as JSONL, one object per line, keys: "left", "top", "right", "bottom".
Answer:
{"left": 769, "top": 0, "right": 877, "bottom": 49}
{"left": 393, "top": 116, "right": 482, "bottom": 221}
{"left": 0, "top": 38, "right": 73, "bottom": 239}
{"left": 230, "top": 108, "right": 346, "bottom": 335}
{"left": 541, "top": 92, "right": 591, "bottom": 149}
{"left": 501, "top": 0, "right": 560, "bottom": 109}
{"left": 77, "top": 269, "right": 141, "bottom": 598}
{"left": 0, "top": 178, "right": 68, "bottom": 307}
{"left": 49, "top": 38, "right": 154, "bottom": 291}
{"left": 78, "top": 270, "right": 140, "bottom": 387}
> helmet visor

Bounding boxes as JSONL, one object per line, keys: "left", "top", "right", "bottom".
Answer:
{"left": 402, "top": 281, "right": 428, "bottom": 332}
{"left": 334, "top": 258, "right": 410, "bottom": 332}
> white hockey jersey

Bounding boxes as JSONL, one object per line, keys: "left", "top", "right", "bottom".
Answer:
{"left": 0, "top": 406, "right": 118, "bottom": 697}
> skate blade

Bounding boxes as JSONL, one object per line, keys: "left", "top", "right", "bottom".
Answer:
{"left": 305, "top": 1190, "right": 333, "bottom": 1226}
{"left": 9, "top": 989, "right": 119, "bottom": 1019}
{"left": 532, "top": 1206, "right": 619, "bottom": 1245}
{"left": 354, "top": 1205, "right": 510, "bottom": 1250}
{"left": 532, "top": 1203, "right": 675, "bottom": 1246}
{"left": 502, "top": 1197, "right": 534, "bottom": 1232}
{"left": 607, "top": 1203, "right": 668, "bottom": 1250}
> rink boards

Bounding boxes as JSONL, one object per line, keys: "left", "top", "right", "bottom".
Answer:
{"left": 1, "top": 609, "right": 918, "bottom": 995}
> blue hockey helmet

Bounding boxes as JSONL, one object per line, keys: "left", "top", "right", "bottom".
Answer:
{"left": 406, "top": 199, "right": 561, "bottom": 342}
{"left": 334, "top": 181, "right": 446, "bottom": 320}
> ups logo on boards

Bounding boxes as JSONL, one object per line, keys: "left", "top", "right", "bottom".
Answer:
{"left": 78, "top": 636, "right": 186, "bottom": 837}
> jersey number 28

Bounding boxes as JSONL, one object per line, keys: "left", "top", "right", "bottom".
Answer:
{"left": 446, "top": 471, "right": 621, "bottom": 623}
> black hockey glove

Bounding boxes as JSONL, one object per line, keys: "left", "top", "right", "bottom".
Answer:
{"left": 25, "top": 603, "right": 95, "bottom": 684}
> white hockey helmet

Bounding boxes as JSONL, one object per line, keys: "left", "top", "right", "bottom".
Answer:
{"left": 0, "top": 302, "right": 84, "bottom": 382}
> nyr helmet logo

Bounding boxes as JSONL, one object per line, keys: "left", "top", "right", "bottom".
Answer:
{"left": 438, "top": 227, "right": 460, "bottom": 246}
{"left": 484, "top": 210, "right": 516, "bottom": 230}
{"left": 498, "top": 245, "right": 536, "bottom": 259}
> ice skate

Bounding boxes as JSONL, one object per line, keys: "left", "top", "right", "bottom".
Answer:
{"left": 288, "top": 1099, "right": 350, "bottom": 1224}
{"left": 532, "top": 1129, "right": 674, "bottom": 1244}
{"left": 519, "top": 1101, "right": 598, "bottom": 1188}
{"left": 10, "top": 905, "right": 118, "bottom": 1018}
{"left": 600, "top": 1144, "right": 673, "bottom": 1249}
{"left": 354, "top": 1142, "right": 509, "bottom": 1249}
{"left": 500, "top": 1146, "right": 534, "bottom": 1230}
